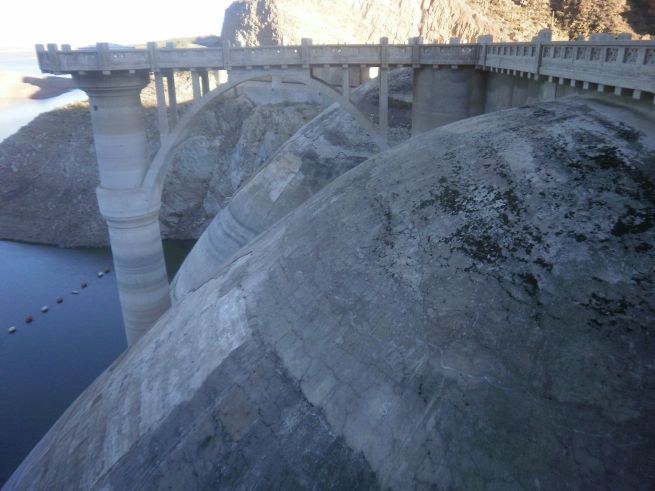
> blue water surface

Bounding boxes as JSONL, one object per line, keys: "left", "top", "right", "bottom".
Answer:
{"left": 0, "top": 240, "right": 194, "bottom": 485}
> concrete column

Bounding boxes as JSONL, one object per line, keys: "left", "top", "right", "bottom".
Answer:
{"left": 154, "top": 71, "right": 169, "bottom": 137}
{"left": 74, "top": 71, "right": 171, "bottom": 346}
{"left": 379, "top": 37, "right": 389, "bottom": 143}
{"left": 191, "top": 69, "right": 201, "bottom": 102}
{"left": 166, "top": 70, "right": 178, "bottom": 128}
{"left": 200, "top": 70, "right": 210, "bottom": 95}
{"left": 412, "top": 66, "right": 486, "bottom": 135}
{"left": 379, "top": 67, "right": 389, "bottom": 143}
{"left": 342, "top": 64, "right": 350, "bottom": 101}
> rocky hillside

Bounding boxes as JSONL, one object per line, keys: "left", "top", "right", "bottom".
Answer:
{"left": 221, "top": 0, "right": 653, "bottom": 44}
{"left": 0, "top": 68, "right": 411, "bottom": 248}
{"left": 8, "top": 98, "right": 655, "bottom": 489}
{"left": 0, "top": 82, "right": 323, "bottom": 247}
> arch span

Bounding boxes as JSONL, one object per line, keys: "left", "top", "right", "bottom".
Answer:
{"left": 142, "top": 68, "right": 388, "bottom": 203}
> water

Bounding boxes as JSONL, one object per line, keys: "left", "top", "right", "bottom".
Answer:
{"left": 0, "top": 50, "right": 197, "bottom": 485}
{"left": 0, "top": 50, "right": 86, "bottom": 143}
{"left": 0, "top": 239, "right": 194, "bottom": 485}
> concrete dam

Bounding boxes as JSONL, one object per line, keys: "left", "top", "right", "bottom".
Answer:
{"left": 5, "top": 32, "right": 655, "bottom": 489}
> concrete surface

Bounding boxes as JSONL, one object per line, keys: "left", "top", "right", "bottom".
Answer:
{"left": 6, "top": 97, "right": 655, "bottom": 489}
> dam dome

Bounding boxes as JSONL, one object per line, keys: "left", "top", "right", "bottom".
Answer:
{"left": 5, "top": 97, "right": 655, "bottom": 489}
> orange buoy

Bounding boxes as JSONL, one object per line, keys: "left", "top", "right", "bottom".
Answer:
{"left": 25, "top": 315, "right": 33, "bottom": 323}
{"left": 104, "top": 266, "right": 111, "bottom": 274}
{"left": 56, "top": 297, "right": 64, "bottom": 304}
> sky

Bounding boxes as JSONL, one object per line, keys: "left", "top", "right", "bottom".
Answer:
{"left": 0, "top": 0, "right": 233, "bottom": 50}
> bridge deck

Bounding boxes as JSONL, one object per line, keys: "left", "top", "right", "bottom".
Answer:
{"left": 36, "top": 39, "right": 655, "bottom": 99}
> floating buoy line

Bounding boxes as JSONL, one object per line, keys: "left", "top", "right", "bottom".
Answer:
{"left": 6, "top": 266, "right": 112, "bottom": 335}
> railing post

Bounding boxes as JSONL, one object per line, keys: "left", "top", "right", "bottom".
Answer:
{"left": 146, "top": 41, "right": 158, "bottom": 71}
{"left": 45, "top": 44, "right": 61, "bottom": 73}
{"left": 410, "top": 37, "right": 423, "bottom": 67}
{"left": 222, "top": 40, "right": 231, "bottom": 71}
{"left": 96, "top": 42, "right": 110, "bottom": 73}
{"left": 301, "top": 38, "right": 312, "bottom": 68}
{"left": 477, "top": 34, "right": 492, "bottom": 67}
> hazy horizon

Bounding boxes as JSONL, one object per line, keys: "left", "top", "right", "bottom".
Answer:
{"left": 0, "top": 0, "right": 232, "bottom": 50}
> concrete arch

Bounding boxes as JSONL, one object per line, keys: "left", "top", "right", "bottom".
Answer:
{"left": 142, "top": 68, "right": 388, "bottom": 203}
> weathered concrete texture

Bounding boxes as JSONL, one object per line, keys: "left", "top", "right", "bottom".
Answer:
{"left": 160, "top": 95, "right": 322, "bottom": 238}
{"left": 0, "top": 83, "right": 323, "bottom": 247}
{"left": 95, "top": 339, "right": 379, "bottom": 490}
{"left": 7, "top": 98, "right": 655, "bottom": 489}
{"left": 171, "top": 69, "right": 412, "bottom": 300}
{"left": 412, "top": 66, "right": 486, "bottom": 135}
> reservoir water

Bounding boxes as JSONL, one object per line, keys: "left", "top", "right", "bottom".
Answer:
{"left": 0, "top": 51, "right": 195, "bottom": 484}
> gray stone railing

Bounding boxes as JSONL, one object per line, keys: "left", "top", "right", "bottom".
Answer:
{"left": 36, "top": 36, "right": 655, "bottom": 101}
{"left": 481, "top": 40, "right": 655, "bottom": 95}
{"left": 35, "top": 40, "right": 480, "bottom": 73}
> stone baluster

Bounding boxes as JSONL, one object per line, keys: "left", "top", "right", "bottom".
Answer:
{"left": 301, "top": 38, "right": 312, "bottom": 69}
{"left": 222, "top": 40, "right": 231, "bottom": 71}
{"left": 96, "top": 42, "right": 111, "bottom": 74}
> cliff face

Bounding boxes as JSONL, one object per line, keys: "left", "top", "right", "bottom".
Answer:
{"left": 8, "top": 99, "right": 655, "bottom": 489}
{"left": 221, "top": 0, "right": 566, "bottom": 44}
{"left": 221, "top": 0, "right": 653, "bottom": 45}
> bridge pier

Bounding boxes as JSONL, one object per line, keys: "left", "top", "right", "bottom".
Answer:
{"left": 74, "top": 71, "right": 171, "bottom": 346}
{"left": 411, "top": 65, "right": 486, "bottom": 135}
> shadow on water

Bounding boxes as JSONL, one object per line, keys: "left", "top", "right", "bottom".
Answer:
{"left": 0, "top": 238, "right": 195, "bottom": 486}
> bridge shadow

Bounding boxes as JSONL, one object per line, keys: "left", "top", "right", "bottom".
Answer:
{"left": 21, "top": 75, "right": 75, "bottom": 100}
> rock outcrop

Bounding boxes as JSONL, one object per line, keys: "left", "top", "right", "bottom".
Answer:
{"left": 221, "top": 0, "right": 654, "bottom": 44}
{"left": 0, "top": 83, "right": 323, "bottom": 247}
{"left": 172, "top": 68, "right": 412, "bottom": 300}
{"left": 7, "top": 98, "right": 655, "bottom": 489}
{"left": 221, "top": 0, "right": 555, "bottom": 45}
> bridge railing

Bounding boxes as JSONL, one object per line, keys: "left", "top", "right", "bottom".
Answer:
{"left": 36, "top": 40, "right": 655, "bottom": 98}
{"left": 481, "top": 40, "right": 655, "bottom": 94}
{"left": 229, "top": 46, "right": 302, "bottom": 67}
{"left": 35, "top": 41, "right": 482, "bottom": 73}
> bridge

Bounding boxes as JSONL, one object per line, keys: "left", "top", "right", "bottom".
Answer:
{"left": 36, "top": 32, "right": 655, "bottom": 346}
